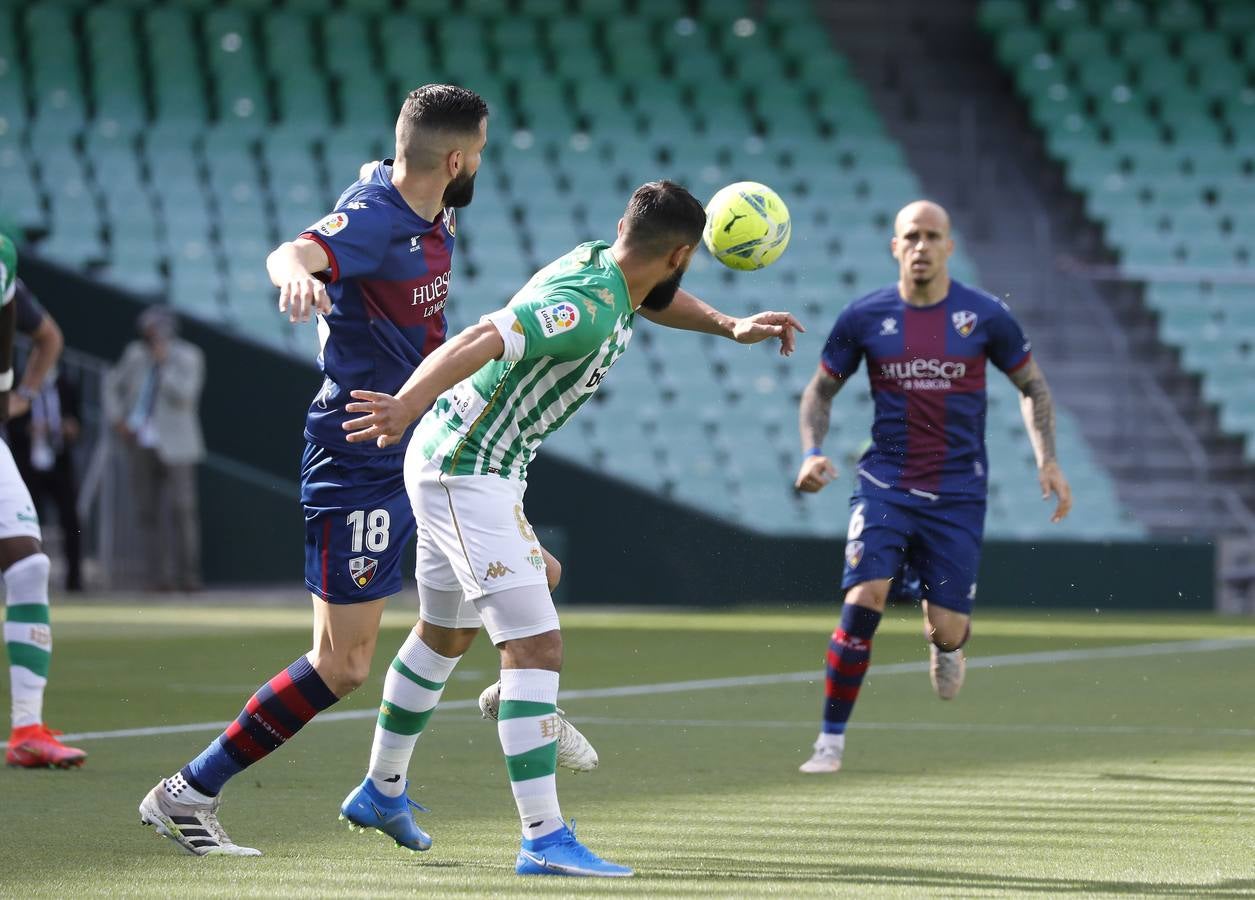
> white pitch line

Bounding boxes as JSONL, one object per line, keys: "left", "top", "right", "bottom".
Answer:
{"left": 561, "top": 717, "right": 1255, "bottom": 738}
{"left": 10, "top": 637, "right": 1252, "bottom": 747}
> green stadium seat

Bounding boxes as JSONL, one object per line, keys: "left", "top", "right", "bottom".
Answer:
{"left": 1217, "top": 2, "right": 1255, "bottom": 34}
{"left": 1099, "top": 0, "right": 1148, "bottom": 30}
{"left": 1074, "top": 59, "right": 1132, "bottom": 95}
{"left": 1040, "top": 0, "right": 1091, "bottom": 31}
{"left": 1058, "top": 28, "right": 1110, "bottom": 61}
{"left": 1120, "top": 30, "right": 1169, "bottom": 61}
{"left": 1155, "top": 0, "right": 1206, "bottom": 34}
{"left": 1195, "top": 58, "right": 1245, "bottom": 101}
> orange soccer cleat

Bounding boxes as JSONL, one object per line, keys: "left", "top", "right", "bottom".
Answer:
{"left": 5, "top": 724, "right": 87, "bottom": 768}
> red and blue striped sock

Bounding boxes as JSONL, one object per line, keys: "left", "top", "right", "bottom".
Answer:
{"left": 179, "top": 656, "right": 338, "bottom": 797}
{"left": 821, "top": 604, "right": 882, "bottom": 735}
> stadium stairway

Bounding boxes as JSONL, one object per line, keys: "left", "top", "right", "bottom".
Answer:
{"left": 818, "top": 0, "right": 1255, "bottom": 537}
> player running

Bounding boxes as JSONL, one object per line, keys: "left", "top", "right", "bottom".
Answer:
{"left": 336, "top": 180, "right": 800, "bottom": 876}
{"left": 794, "top": 201, "right": 1072, "bottom": 774}
{"left": 138, "top": 85, "right": 597, "bottom": 858}
{"left": 0, "top": 235, "right": 84, "bottom": 769}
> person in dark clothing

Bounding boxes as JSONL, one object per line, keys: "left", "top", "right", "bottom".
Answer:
{"left": 8, "top": 365, "right": 83, "bottom": 592}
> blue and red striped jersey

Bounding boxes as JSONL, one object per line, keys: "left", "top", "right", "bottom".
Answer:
{"left": 298, "top": 160, "right": 456, "bottom": 454}
{"left": 820, "top": 280, "right": 1032, "bottom": 503}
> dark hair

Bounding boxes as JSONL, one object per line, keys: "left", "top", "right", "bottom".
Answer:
{"left": 399, "top": 84, "right": 489, "bottom": 135}
{"left": 621, "top": 180, "right": 706, "bottom": 256}
{"left": 396, "top": 84, "right": 489, "bottom": 168}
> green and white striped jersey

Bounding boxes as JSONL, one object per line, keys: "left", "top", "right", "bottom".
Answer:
{"left": 417, "top": 240, "right": 635, "bottom": 480}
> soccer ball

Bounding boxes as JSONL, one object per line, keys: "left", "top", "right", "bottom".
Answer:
{"left": 702, "top": 182, "right": 791, "bottom": 271}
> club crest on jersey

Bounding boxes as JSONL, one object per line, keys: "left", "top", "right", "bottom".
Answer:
{"left": 313, "top": 212, "right": 349, "bottom": 236}
{"left": 880, "top": 317, "right": 898, "bottom": 335}
{"left": 348, "top": 556, "right": 378, "bottom": 589}
{"left": 845, "top": 540, "right": 864, "bottom": 569}
{"left": 535, "top": 301, "right": 580, "bottom": 338}
{"left": 952, "top": 310, "right": 977, "bottom": 337}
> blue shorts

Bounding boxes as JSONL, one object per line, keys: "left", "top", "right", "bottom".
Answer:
{"left": 841, "top": 493, "right": 985, "bottom": 614}
{"left": 301, "top": 442, "right": 415, "bottom": 604}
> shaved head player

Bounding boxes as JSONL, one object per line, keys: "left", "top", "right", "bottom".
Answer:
{"left": 795, "top": 200, "right": 1072, "bottom": 773}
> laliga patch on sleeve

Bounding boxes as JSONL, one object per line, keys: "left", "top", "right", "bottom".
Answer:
{"left": 312, "top": 212, "right": 349, "bottom": 237}
{"left": 534, "top": 301, "right": 581, "bottom": 338}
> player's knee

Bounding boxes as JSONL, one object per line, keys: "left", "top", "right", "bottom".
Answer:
{"left": 928, "top": 618, "right": 970, "bottom": 652}
{"left": 311, "top": 649, "right": 373, "bottom": 696}
{"left": 415, "top": 621, "right": 479, "bottom": 658}
{"left": 845, "top": 579, "right": 890, "bottom": 612}
{"left": 498, "top": 628, "right": 563, "bottom": 671}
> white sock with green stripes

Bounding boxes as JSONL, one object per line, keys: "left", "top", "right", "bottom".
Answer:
{"left": 4, "top": 553, "right": 52, "bottom": 729}
{"left": 498, "top": 668, "right": 563, "bottom": 840}
{"left": 367, "top": 630, "right": 460, "bottom": 798}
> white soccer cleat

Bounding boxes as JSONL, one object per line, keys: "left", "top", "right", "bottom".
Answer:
{"left": 478, "top": 681, "right": 599, "bottom": 773}
{"left": 798, "top": 739, "right": 843, "bottom": 774}
{"left": 139, "top": 778, "right": 262, "bottom": 857}
{"left": 930, "top": 645, "right": 967, "bottom": 700}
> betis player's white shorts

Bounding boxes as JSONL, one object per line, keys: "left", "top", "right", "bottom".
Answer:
{"left": 0, "top": 439, "right": 40, "bottom": 541}
{"left": 406, "top": 454, "right": 556, "bottom": 643}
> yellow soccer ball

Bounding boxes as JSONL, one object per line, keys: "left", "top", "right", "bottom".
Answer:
{"left": 702, "top": 181, "right": 791, "bottom": 271}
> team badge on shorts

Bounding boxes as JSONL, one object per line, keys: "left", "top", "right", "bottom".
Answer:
{"left": 349, "top": 556, "right": 378, "bottom": 589}
{"left": 951, "top": 310, "right": 977, "bottom": 337}
{"left": 844, "top": 540, "right": 864, "bottom": 569}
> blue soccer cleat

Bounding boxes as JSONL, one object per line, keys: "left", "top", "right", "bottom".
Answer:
{"left": 338, "top": 778, "right": 432, "bottom": 852}
{"left": 515, "top": 822, "right": 633, "bottom": 878}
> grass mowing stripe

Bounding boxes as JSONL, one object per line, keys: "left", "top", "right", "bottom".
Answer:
{"left": 8, "top": 637, "right": 1250, "bottom": 748}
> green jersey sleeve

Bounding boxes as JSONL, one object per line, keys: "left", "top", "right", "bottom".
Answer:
{"left": 0, "top": 234, "right": 16, "bottom": 306}
{"left": 511, "top": 289, "right": 615, "bottom": 362}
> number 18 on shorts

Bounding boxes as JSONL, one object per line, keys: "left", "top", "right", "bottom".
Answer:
{"left": 301, "top": 443, "right": 416, "bottom": 603}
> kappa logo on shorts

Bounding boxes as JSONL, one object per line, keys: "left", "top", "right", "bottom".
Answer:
{"left": 951, "top": 310, "right": 978, "bottom": 337}
{"left": 845, "top": 540, "right": 864, "bottom": 569}
{"left": 349, "top": 556, "right": 378, "bottom": 589}
{"left": 484, "top": 561, "right": 515, "bottom": 580}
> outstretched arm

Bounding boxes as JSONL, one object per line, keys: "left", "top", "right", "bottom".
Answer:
{"left": 1008, "top": 359, "right": 1072, "bottom": 522}
{"left": 794, "top": 366, "right": 846, "bottom": 493}
{"left": 637, "top": 288, "right": 804, "bottom": 356}
{"left": 343, "top": 320, "right": 505, "bottom": 449}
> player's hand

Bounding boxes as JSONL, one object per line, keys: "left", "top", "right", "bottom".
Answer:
{"left": 1038, "top": 460, "right": 1072, "bottom": 523}
{"left": 794, "top": 454, "right": 837, "bottom": 493}
{"left": 731, "top": 311, "right": 805, "bottom": 356}
{"left": 7, "top": 391, "right": 30, "bottom": 419}
{"left": 277, "top": 274, "right": 331, "bottom": 324}
{"left": 343, "top": 390, "right": 417, "bottom": 449}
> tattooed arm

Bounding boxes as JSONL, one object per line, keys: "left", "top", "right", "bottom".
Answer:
{"left": 794, "top": 366, "right": 846, "bottom": 493}
{"left": 1008, "top": 359, "right": 1073, "bottom": 522}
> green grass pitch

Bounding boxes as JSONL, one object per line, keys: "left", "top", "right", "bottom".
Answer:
{"left": 2, "top": 600, "right": 1254, "bottom": 897}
